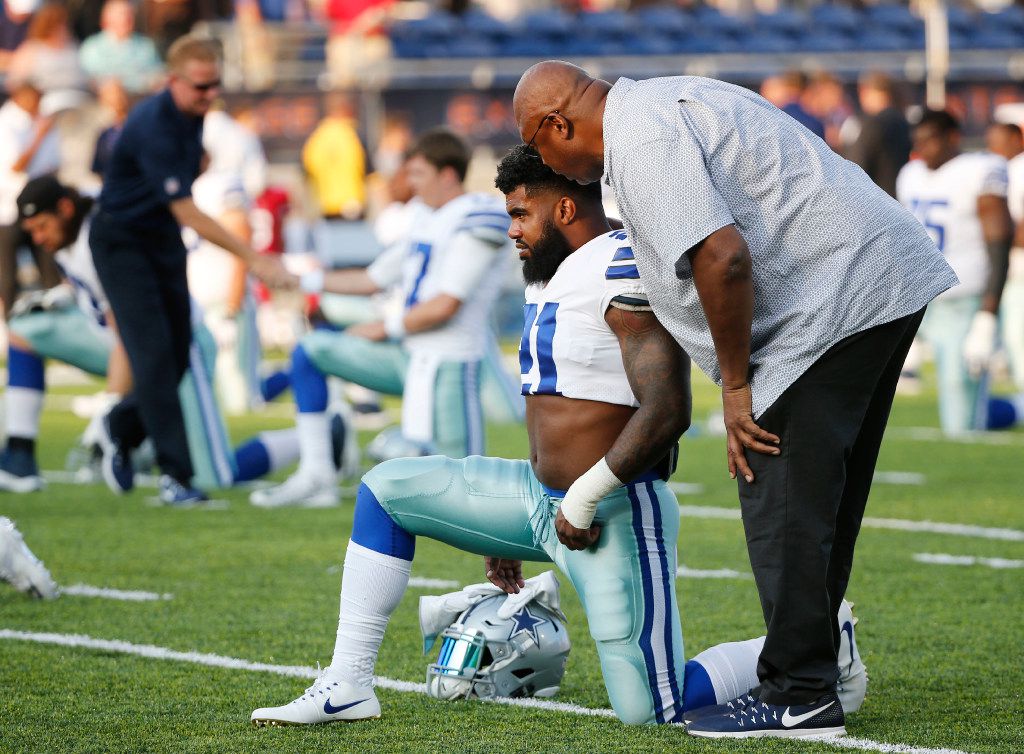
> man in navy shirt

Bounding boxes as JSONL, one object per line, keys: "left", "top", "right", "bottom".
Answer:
{"left": 90, "top": 35, "right": 292, "bottom": 505}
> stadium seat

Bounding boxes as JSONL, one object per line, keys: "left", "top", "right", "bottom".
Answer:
{"left": 754, "top": 9, "right": 807, "bottom": 38}
{"left": 445, "top": 37, "right": 497, "bottom": 58}
{"left": 800, "top": 30, "right": 857, "bottom": 53}
{"left": 516, "top": 10, "right": 574, "bottom": 41}
{"left": 964, "top": 28, "right": 1024, "bottom": 50}
{"left": 809, "top": 4, "right": 863, "bottom": 36}
{"left": 389, "top": 14, "right": 460, "bottom": 59}
{"left": 459, "top": 10, "right": 510, "bottom": 42}
{"left": 577, "top": 10, "right": 639, "bottom": 40}
{"left": 734, "top": 28, "right": 798, "bottom": 54}
{"left": 855, "top": 28, "right": 915, "bottom": 51}
{"left": 944, "top": 5, "right": 976, "bottom": 36}
{"left": 689, "top": 6, "right": 748, "bottom": 39}
{"left": 497, "top": 37, "right": 557, "bottom": 58}
{"left": 632, "top": 6, "right": 692, "bottom": 37}
{"left": 864, "top": 3, "right": 923, "bottom": 37}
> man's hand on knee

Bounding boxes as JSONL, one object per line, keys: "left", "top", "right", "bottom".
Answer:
{"left": 722, "top": 383, "right": 780, "bottom": 483}
{"left": 484, "top": 557, "right": 525, "bottom": 594}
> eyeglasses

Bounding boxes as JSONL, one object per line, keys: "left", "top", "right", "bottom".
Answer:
{"left": 182, "top": 76, "right": 222, "bottom": 93}
{"left": 525, "top": 109, "right": 559, "bottom": 152}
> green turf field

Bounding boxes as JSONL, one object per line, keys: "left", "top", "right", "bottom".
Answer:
{"left": 1, "top": 371, "right": 1022, "bottom": 754}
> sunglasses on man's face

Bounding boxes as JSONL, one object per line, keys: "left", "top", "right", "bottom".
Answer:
{"left": 182, "top": 76, "right": 221, "bottom": 93}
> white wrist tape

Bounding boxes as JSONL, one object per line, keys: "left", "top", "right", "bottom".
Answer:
{"left": 299, "top": 269, "right": 325, "bottom": 294}
{"left": 384, "top": 310, "right": 406, "bottom": 340}
{"left": 559, "top": 457, "right": 623, "bottom": 530}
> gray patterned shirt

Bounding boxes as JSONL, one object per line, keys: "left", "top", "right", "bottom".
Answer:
{"left": 602, "top": 76, "right": 957, "bottom": 418}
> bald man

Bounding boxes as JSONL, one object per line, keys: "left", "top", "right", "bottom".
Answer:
{"left": 514, "top": 62, "right": 957, "bottom": 739}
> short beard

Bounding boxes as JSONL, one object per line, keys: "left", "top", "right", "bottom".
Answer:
{"left": 521, "top": 219, "right": 574, "bottom": 285}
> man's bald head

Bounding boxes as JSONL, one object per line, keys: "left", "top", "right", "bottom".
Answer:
{"left": 513, "top": 61, "right": 611, "bottom": 185}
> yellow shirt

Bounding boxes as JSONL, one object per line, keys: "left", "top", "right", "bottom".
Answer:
{"left": 302, "top": 116, "right": 367, "bottom": 217}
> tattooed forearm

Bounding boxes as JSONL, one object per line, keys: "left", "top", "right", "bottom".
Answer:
{"left": 603, "top": 307, "right": 692, "bottom": 481}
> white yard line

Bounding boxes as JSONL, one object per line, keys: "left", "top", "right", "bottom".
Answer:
{"left": 406, "top": 577, "right": 461, "bottom": 589}
{"left": 913, "top": 553, "right": 1024, "bottom": 569}
{"left": 59, "top": 584, "right": 173, "bottom": 601}
{"left": 888, "top": 427, "right": 1024, "bottom": 446}
{"left": 0, "top": 629, "right": 975, "bottom": 754}
{"left": 677, "top": 566, "right": 750, "bottom": 580}
{"left": 680, "top": 506, "right": 1024, "bottom": 542}
{"left": 872, "top": 472, "right": 926, "bottom": 486}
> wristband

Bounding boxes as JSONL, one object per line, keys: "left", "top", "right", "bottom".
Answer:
{"left": 299, "top": 269, "right": 325, "bottom": 294}
{"left": 384, "top": 310, "right": 406, "bottom": 340}
{"left": 559, "top": 457, "right": 622, "bottom": 530}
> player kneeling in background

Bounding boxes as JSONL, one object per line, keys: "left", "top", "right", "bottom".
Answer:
{"left": 249, "top": 147, "right": 867, "bottom": 729}
{"left": 0, "top": 176, "right": 353, "bottom": 500}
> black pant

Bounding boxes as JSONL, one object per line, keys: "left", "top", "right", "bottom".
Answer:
{"left": 739, "top": 308, "right": 925, "bottom": 705}
{"left": 90, "top": 212, "right": 194, "bottom": 484}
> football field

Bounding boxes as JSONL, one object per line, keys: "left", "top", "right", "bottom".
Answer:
{"left": 1, "top": 372, "right": 1022, "bottom": 754}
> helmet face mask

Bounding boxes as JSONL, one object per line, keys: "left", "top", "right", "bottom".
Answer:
{"left": 426, "top": 595, "right": 570, "bottom": 701}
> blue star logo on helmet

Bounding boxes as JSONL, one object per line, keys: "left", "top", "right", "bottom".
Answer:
{"left": 508, "top": 606, "right": 545, "bottom": 644}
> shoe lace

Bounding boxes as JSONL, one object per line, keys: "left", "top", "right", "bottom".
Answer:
{"left": 299, "top": 664, "right": 336, "bottom": 701}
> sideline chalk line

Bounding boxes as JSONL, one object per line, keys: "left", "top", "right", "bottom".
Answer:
{"left": 679, "top": 506, "right": 1024, "bottom": 542}
{"left": 0, "top": 629, "right": 975, "bottom": 754}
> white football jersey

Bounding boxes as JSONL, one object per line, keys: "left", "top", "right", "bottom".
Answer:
{"left": 1007, "top": 152, "right": 1024, "bottom": 225}
{"left": 897, "top": 152, "right": 1008, "bottom": 299}
{"left": 186, "top": 171, "right": 249, "bottom": 309}
{"left": 55, "top": 215, "right": 108, "bottom": 327}
{"left": 400, "top": 192, "right": 513, "bottom": 360}
{"left": 520, "top": 229, "right": 646, "bottom": 407}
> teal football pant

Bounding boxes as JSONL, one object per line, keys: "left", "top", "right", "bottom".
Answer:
{"left": 10, "top": 307, "right": 236, "bottom": 489}
{"left": 301, "top": 330, "right": 484, "bottom": 457}
{"left": 362, "top": 454, "right": 685, "bottom": 724}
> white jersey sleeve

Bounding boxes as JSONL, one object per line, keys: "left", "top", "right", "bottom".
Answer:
{"left": 599, "top": 229, "right": 651, "bottom": 313}
{"left": 434, "top": 231, "right": 502, "bottom": 302}
{"left": 1007, "top": 153, "right": 1024, "bottom": 224}
{"left": 54, "top": 216, "right": 109, "bottom": 326}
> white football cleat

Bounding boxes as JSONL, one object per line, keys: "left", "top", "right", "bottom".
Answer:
{"left": 0, "top": 517, "right": 58, "bottom": 599}
{"left": 250, "top": 470, "right": 338, "bottom": 508}
{"left": 251, "top": 675, "right": 380, "bottom": 726}
{"left": 837, "top": 599, "right": 867, "bottom": 714}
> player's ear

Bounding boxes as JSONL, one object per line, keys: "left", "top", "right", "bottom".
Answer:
{"left": 555, "top": 196, "right": 577, "bottom": 226}
{"left": 549, "top": 113, "right": 572, "bottom": 141}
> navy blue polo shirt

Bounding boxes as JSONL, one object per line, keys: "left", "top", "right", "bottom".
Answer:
{"left": 98, "top": 89, "right": 203, "bottom": 235}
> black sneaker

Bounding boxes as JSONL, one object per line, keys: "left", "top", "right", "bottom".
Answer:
{"left": 0, "top": 446, "right": 44, "bottom": 493}
{"left": 98, "top": 415, "right": 134, "bottom": 495}
{"left": 682, "top": 690, "right": 758, "bottom": 725}
{"left": 158, "top": 476, "right": 208, "bottom": 507}
{"left": 685, "top": 691, "right": 846, "bottom": 739}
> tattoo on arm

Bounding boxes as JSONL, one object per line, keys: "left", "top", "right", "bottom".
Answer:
{"left": 603, "top": 307, "right": 692, "bottom": 481}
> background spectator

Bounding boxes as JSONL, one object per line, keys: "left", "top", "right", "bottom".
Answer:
{"left": 302, "top": 90, "right": 368, "bottom": 221}
{"left": 79, "top": 0, "right": 163, "bottom": 93}
{"left": 67, "top": 0, "right": 105, "bottom": 41}
{"left": 804, "top": 71, "right": 854, "bottom": 154}
{"left": 91, "top": 78, "right": 131, "bottom": 178}
{"left": 0, "top": 0, "right": 35, "bottom": 72}
{"left": 0, "top": 78, "right": 62, "bottom": 318}
{"left": 986, "top": 122, "right": 1023, "bottom": 162}
{"left": 760, "top": 70, "right": 825, "bottom": 140}
{"left": 7, "top": 2, "right": 87, "bottom": 93}
{"left": 847, "top": 71, "right": 912, "bottom": 199}
{"left": 325, "top": 0, "right": 392, "bottom": 88}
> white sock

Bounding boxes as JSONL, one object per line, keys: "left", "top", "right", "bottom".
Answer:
{"left": 5, "top": 387, "right": 43, "bottom": 439}
{"left": 258, "top": 428, "right": 300, "bottom": 472}
{"left": 328, "top": 540, "right": 411, "bottom": 688}
{"left": 296, "top": 412, "right": 333, "bottom": 478}
{"left": 691, "top": 637, "right": 764, "bottom": 704}
{"left": 1011, "top": 393, "right": 1024, "bottom": 420}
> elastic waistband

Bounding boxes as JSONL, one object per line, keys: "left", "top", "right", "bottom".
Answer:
{"left": 541, "top": 468, "right": 664, "bottom": 499}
